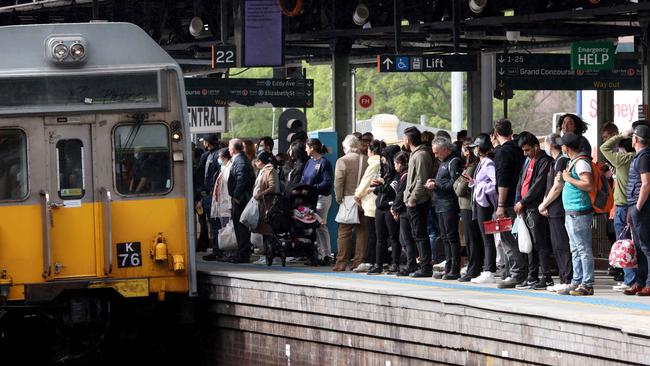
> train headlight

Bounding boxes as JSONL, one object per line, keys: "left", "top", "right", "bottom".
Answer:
{"left": 46, "top": 35, "right": 88, "bottom": 64}
{"left": 171, "top": 131, "right": 183, "bottom": 142}
{"left": 53, "top": 44, "right": 68, "bottom": 60}
{"left": 70, "top": 43, "right": 85, "bottom": 59}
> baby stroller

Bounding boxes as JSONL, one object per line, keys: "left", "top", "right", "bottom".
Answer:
{"left": 263, "top": 184, "right": 320, "bottom": 267}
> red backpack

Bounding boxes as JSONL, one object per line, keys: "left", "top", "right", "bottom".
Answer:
{"left": 568, "top": 156, "right": 614, "bottom": 214}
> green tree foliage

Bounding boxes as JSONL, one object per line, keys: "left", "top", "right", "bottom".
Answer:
{"left": 221, "top": 63, "right": 576, "bottom": 139}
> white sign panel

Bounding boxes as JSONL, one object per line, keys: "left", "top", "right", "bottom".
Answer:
{"left": 188, "top": 107, "right": 226, "bottom": 133}
{"left": 581, "top": 90, "right": 641, "bottom": 149}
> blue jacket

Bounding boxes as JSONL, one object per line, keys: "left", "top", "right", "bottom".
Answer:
{"left": 627, "top": 147, "right": 650, "bottom": 204}
{"left": 227, "top": 153, "right": 255, "bottom": 203}
{"left": 300, "top": 157, "right": 333, "bottom": 196}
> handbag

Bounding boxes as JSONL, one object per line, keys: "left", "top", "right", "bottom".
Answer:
{"left": 335, "top": 154, "right": 363, "bottom": 224}
{"left": 240, "top": 197, "right": 260, "bottom": 230}
{"left": 483, "top": 217, "right": 513, "bottom": 234}
{"left": 218, "top": 221, "right": 238, "bottom": 251}
{"left": 516, "top": 215, "right": 533, "bottom": 254}
{"left": 609, "top": 226, "right": 637, "bottom": 268}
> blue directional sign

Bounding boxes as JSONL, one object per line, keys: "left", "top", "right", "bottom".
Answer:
{"left": 378, "top": 54, "right": 478, "bottom": 73}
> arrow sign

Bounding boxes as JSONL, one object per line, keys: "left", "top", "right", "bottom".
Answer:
{"left": 383, "top": 58, "right": 394, "bottom": 70}
{"left": 498, "top": 56, "right": 505, "bottom": 63}
{"left": 378, "top": 54, "right": 478, "bottom": 73}
{"left": 498, "top": 68, "right": 505, "bottom": 76}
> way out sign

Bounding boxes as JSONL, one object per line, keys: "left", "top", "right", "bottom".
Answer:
{"left": 571, "top": 42, "right": 615, "bottom": 71}
{"left": 188, "top": 107, "right": 226, "bottom": 133}
{"left": 357, "top": 93, "right": 374, "bottom": 110}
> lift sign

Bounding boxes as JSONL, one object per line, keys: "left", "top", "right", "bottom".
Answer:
{"left": 116, "top": 242, "right": 142, "bottom": 268}
{"left": 571, "top": 41, "right": 614, "bottom": 71}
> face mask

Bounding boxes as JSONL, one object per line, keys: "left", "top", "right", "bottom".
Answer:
{"left": 217, "top": 158, "right": 223, "bottom": 166}
{"left": 134, "top": 153, "right": 142, "bottom": 159}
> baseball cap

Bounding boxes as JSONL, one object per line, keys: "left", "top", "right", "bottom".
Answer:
{"left": 561, "top": 133, "right": 581, "bottom": 150}
{"left": 634, "top": 124, "right": 650, "bottom": 140}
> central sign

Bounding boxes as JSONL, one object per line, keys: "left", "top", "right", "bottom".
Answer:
{"left": 188, "top": 106, "right": 226, "bottom": 133}
{"left": 377, "top": 54, "right": 478, "bottom": 73}
{"left": 571, "top": 41, "right": 615, "bottom": 70}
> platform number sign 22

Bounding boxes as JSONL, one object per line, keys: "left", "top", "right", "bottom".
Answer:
{"left": 212, "top": 45, "right": 237, "bottom": 68}
{"left": 117, "top": 242, "right": 142, "bottom": 268}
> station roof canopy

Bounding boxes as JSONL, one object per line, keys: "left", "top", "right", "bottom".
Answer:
{"left": 1, "top": 0, "right": 650, "bottom": 68}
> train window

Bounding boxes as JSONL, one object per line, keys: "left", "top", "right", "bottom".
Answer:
{"left": 56, "top": 139, "right": 85, "bottom": 199}
{"left": 0, "top": 71, "right": 162, "bottom": 115}
{"left": 0, "top": 129, "right": 28, "bottom": 201}
{"left": 113, "top": 124, "right": 172, "bottom": 195}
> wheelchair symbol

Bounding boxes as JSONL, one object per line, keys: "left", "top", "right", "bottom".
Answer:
{"left": 396, "top": 57, "right": 410, "bottom": 71}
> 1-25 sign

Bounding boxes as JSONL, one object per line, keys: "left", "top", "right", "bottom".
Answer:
{"left": 117, "top": 242, "right": 142, "bottom": 268}
{"left": 212, "top": 45, "right": 237, "bottom": 68}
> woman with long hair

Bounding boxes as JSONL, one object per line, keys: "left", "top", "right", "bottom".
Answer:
{"left": 453, "top": 138, "right": 484, "bottom": 281}
{"left": 300, "top": 138, "right": 334, "bottom": 264}
{"left": 466, "top": 133, "right": 499, "bottom": 284}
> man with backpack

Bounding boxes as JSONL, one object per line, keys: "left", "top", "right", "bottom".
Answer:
{"left": 560, "top": 133, "right": 595, "bottom": 296}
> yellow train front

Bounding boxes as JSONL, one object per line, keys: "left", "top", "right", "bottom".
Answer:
{"left": 0, "top": 22, "right": 196, "bottom": 357}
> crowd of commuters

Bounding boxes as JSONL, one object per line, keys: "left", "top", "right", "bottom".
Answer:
{"left": 195, "top": 115, "right": 650, "bottom": 297}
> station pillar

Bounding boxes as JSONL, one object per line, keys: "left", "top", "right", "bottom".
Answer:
{"left": 596, "top": 90, "right": 614, "bottom": 159}
{"left": 467, "top": 53, "right": 494, "bottom": 137}
{"left": 331, "top": 38, "right": 353, "bottom": 152}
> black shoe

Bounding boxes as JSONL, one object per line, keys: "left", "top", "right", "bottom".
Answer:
{"left": 515, "top": 278, "right": 538, "bottom": 290}
{"left": 227, "top": 257, "right": 250, "bottom": 264}
{"left": 497, "top": 277, "right": 519, "bottom": 289}
{"left": 533, "top": 277, "right": 554, "bottom": 290}
{"left": 386, "top": 264, "right": 399, "bottom": 274}
{"left": 202, "top": 253, "right": 218, "bottom": 261}
{"left": 457, "top": 274, "right": 473, "bottom": 282}
{"left": 396, "top": 267, "right": 415, "bottom": 276}
{"left": 410, "top": 269, "right": 433, "bottom": 278}
{"left": 367, "top": 265, "right": 383, "bottom": 275}
{"left": 442, "top": 273, "right": 460, "bottom": 280}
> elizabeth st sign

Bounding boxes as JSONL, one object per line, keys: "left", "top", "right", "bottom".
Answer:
{"left": 495, "top": 53, "right": 641, "bottom": 91}
{"left": 377, "top": 54, "right": 478, "bottom": 73}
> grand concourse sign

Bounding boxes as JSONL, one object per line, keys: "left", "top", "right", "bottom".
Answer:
{"left": 377, "top": 54, "right": 478, "bottom": 73}
{"left": 495, "top": 53, "right": 641, "bottom": 90}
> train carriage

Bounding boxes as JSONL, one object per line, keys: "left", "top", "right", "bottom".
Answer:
{"left": 0, "top": 22, "right": 196, "bottom": 313}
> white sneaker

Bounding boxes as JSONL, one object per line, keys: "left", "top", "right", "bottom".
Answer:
{"left": 556, "top": 283, "right": 576, "bottom": 295}
{"left": 353, "top": 263, "right": 373, "bottom": 273}
{"left": 613, "top": 283, "right": 632, "bottom": 292}
{"left": 460, "top": 266, "right": 468, "bottom": 276}
{"left": 547, "top": 283, "right": 565, "bottom": 292}
{"left": 470, "top": 271, "right": 496, "bottom": 284}
{"left": 253, "top": 257, "right": 267, "bottom": 265}
{"left": 432, "top": 261, "right": 447, "bottom": 272}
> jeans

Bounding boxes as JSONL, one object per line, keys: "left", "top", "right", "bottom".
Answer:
{"left": 631, "top": 205, "right": 650, "bottom": 287}
{"left": 315, "top": 195, "right": 332, "bottom": 259}
{"left": 475, "top": 203, "right": 496, "bottom": 273}
{"left": 461, "top": 209, "right": 484, "bottom": 277}
{"left": 615, "top": 205, "right": 636, "bottom": 286}
{"left": 500, "top": 207, "right": 528, "bottom": 281}
{"left": 437, "top": 210, "right": 461, "bottom": 275}
{"left": 375, "top": 209, "right": 401, "bottom": 266}
{"left": 548, "top": 217, "right": 573, "bottom": 284}
{"left": 428, "top": 204, "right": 439, "bottom": 262}
{"left": 565, "top": 213, "right": 595, "bottom": 287}
{"left": 399, "top": 215, "right": 417, "bottom": 271}
{"left": 408, "top": 201, "right": 432, "bottom": 272}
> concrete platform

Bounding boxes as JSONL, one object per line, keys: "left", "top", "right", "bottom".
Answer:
{"left": 197, "top": 260, "right": 650, "bottom": 366}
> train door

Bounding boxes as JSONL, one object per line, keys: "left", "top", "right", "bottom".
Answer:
{"left": 44, "top": 124, "right": 97, "bottom": 279}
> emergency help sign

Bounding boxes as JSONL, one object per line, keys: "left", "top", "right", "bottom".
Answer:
{"left": 571, "top": 42, "right": 615, "bottom": 71}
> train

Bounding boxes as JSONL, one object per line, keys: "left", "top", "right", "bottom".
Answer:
{"left": 0, "top": 22, "right": 196, "bottom": 361}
